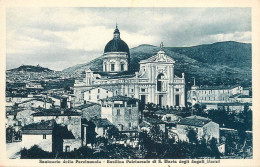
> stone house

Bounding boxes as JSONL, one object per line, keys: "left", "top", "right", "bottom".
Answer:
{"left": 100, "top": 96, "right": 139, "bottom": 131}
{"left": 74, "top": 103, "right": 101, "bottom": 120}
{"left": 176, "top": 115, "right": 219, "bottom": 142}
{"left": 22, "top": 120, "right": 56, "bottom": 152}
{"left": 32, "top": 108, "right": 82, "bottom": 139}
{"left": 84, "top": 87, "right": 113, "bottom": 103}
{"left": 22, "top": 120, "right": 81, "bottom": 153}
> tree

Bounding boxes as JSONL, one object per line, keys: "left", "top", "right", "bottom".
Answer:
{"left": 85, "top": 121, "right": 97, "bottom": 148}
{"left": 186, "top": 128, "right": 198, "bottom": 144}
{"left": 209, "top": 138, "right": 221, "bottom": 158}
{"left": 107, "top": 126, "right": 120, "bottom": 140}
{"left": 21, "top": 145, "right": 54, "bottom": 159}
{"left": 149, "top": 125, "right": 164, "bottom": 143}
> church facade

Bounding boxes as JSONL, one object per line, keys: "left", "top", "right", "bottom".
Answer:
{"left": 73, "top": 26, "right": 185, "bottom": 108}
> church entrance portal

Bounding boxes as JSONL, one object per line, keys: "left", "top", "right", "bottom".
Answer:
{"left": 159, "top": 95, "right": 163, "bottom": 107}
{"left": 140, "top": 95, "right": 146, "bottom": 110}
{"left": 175, "top": 94, "right": 180, "bottom": 106}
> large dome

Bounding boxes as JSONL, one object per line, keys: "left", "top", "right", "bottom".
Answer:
{"left": 104, "top": 39, "right": 129, "bottom": 53}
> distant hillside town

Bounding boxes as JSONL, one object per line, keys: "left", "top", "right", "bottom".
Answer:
{"left": 6, "top": 25, "right": 252, "bottom": 159}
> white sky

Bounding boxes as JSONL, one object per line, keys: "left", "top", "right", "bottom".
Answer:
{"left": 6, "top": 8, "right": 251, "bottom": 71}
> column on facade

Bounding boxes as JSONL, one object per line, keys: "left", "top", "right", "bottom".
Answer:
{"left": 115, "top": 59, "right": 120, "bottom": 72}
{"left": 151, "top": 85, "right": 155, "bottom": 104}
{"left": 125, "top": 83, "right": 129, "bottom": 97}
{"left": 180, "top": 85, "right": 185, "bottom": 107}
{"left": 134, "top": 83, "right": 139, "bottom": 99}
{"left": 148, "top": 85, "right": 152, "bottom": 103}
{"left": 122, "top": 83, "right": 125, "bottom": 96}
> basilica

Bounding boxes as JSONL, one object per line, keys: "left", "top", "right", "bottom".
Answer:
{"left": 73, "top": 25, "right": 185, "bottom": 108}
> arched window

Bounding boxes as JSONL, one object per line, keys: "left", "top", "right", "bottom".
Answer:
{"left": 157, "top": 73, "right": 164, "bottom": 92}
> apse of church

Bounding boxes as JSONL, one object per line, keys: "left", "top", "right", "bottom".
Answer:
{"left": 73, "top": 25, "right": 185, "bottom": 108}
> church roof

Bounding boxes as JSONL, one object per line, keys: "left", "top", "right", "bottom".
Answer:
{"left": 104, "top": 26, "right": 129, "bottom": 54}
{"left": 100, "top": 95, "right": 139, "bottom": 102}
{"left": 104, "top": 39, "right": 129, "bottom": 53}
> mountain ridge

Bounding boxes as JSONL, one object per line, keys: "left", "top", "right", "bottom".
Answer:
{"left": 7, "top": 65, "right": 53, "bottom": 73}
{"left": 62, "top": 41, "right": 252, "bottom": 87}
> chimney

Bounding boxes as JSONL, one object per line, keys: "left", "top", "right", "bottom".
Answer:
{"left": 60, "top": 97, "right": 67, "bottom": 110}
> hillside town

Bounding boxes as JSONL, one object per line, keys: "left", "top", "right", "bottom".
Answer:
{"left": 6, "top": 26, "right": 252, "bottom": 159}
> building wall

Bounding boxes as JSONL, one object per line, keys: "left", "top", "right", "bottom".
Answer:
{"left": 187, "top": 86, "right": 245, "bottom": 104}
{"left": 203, "top": 121, "right": 219, "bottom": 141}
{"left": 33, "top": 116, "right": 81, "bottom": 139}
{"left": 103, "top": 53, "right": 128, "bottom": 72}
{"left": 101, "top": 101, "right": 139, "bottom": 131}
{"left": 176, "top": 121, "right": 219, "bottom": 142}
{"left": 101, "top": 106, "right": 113, "bottom": 124}
{"left": 18, "top": 100, "right": 52, "bottom": 109}
{"left": 22, "top": 134, "right": 52, "bottom": 152}
{"left": 84, "top": 88, "right": 113, "bottom": 103}
{"left": 63, "top": 139, "right": 81, "bottom": 152}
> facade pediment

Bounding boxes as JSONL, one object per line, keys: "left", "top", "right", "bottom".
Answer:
{"left": 140, "top": 50, "right": 175, "bottom": 64}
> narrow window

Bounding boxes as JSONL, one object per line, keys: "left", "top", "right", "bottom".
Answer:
{"left": 111, "top": 64, "right": 115, "bottom": 71}
{"left": 117, "top": 109, "right": 120, "bottom": 115}
{"left": 43, "top": 134, "right": 46, "bottom": 139}
{"left": 98, "top": 89, "right": 100, "bottom": 93}
{"left": 129, "top": 109, "right": 131, "bottom": 115}
{"left": 121, "top": 64, "right": 124, "bottom": 71}
{"left": 97, "top": 95, "right": 99, "bottom": 99}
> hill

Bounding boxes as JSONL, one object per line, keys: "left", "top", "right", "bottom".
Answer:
{"left": 8, "top": 65, "right": 53, "bottom": 72}
{"left": 63, "top": 41, "right": 252, "bottom": 88}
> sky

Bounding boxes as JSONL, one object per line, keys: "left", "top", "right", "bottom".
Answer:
{"left": 6, "top": 8, "right": 251, "bottom": 71}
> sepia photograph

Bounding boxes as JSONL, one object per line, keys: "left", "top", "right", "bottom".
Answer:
{"left": 1, "top": 1, "right": 260, "bottom": 166}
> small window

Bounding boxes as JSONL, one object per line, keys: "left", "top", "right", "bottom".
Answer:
{"left": 129, "top": 122, "right": 131, "bottom": 128}
{"left": 65, "top": 146, "right": 70, "bottom": 152}
{"left": 117, "top": 109, "right": 120, "bottom": 115}
{"left": 89, "top": 96, "right": 91, "bottom": 100}
{"left": 97, "top": 95, "right": 99, "bottom": 99}
{"left": 111, "top": 64, "right": 115, "bottom": 71}
{"left": 106, "top": 91, "right": 108, "bottom": 93}
{"left": 176, "top": 89, "right": 179, "bottom": 92}
{"left": 129, "top": 109, "right": 131, "bottom": 115}
{"left": 141, "top": 88, "right": 145, "bottom": 92}
{"left": 115, "top": 91, "right": 118, "bottom": 95}
{"left": 98, "top": 89, "right": 100, "bottom": 93}
{"left": 131, "top": 89, "right": 134, "bottom": 92}
{"left": 43, "top": 134, "right": 46, "bottom": 139}
{"left": 121, "top": 64, "right": 124, "bottom": 71}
